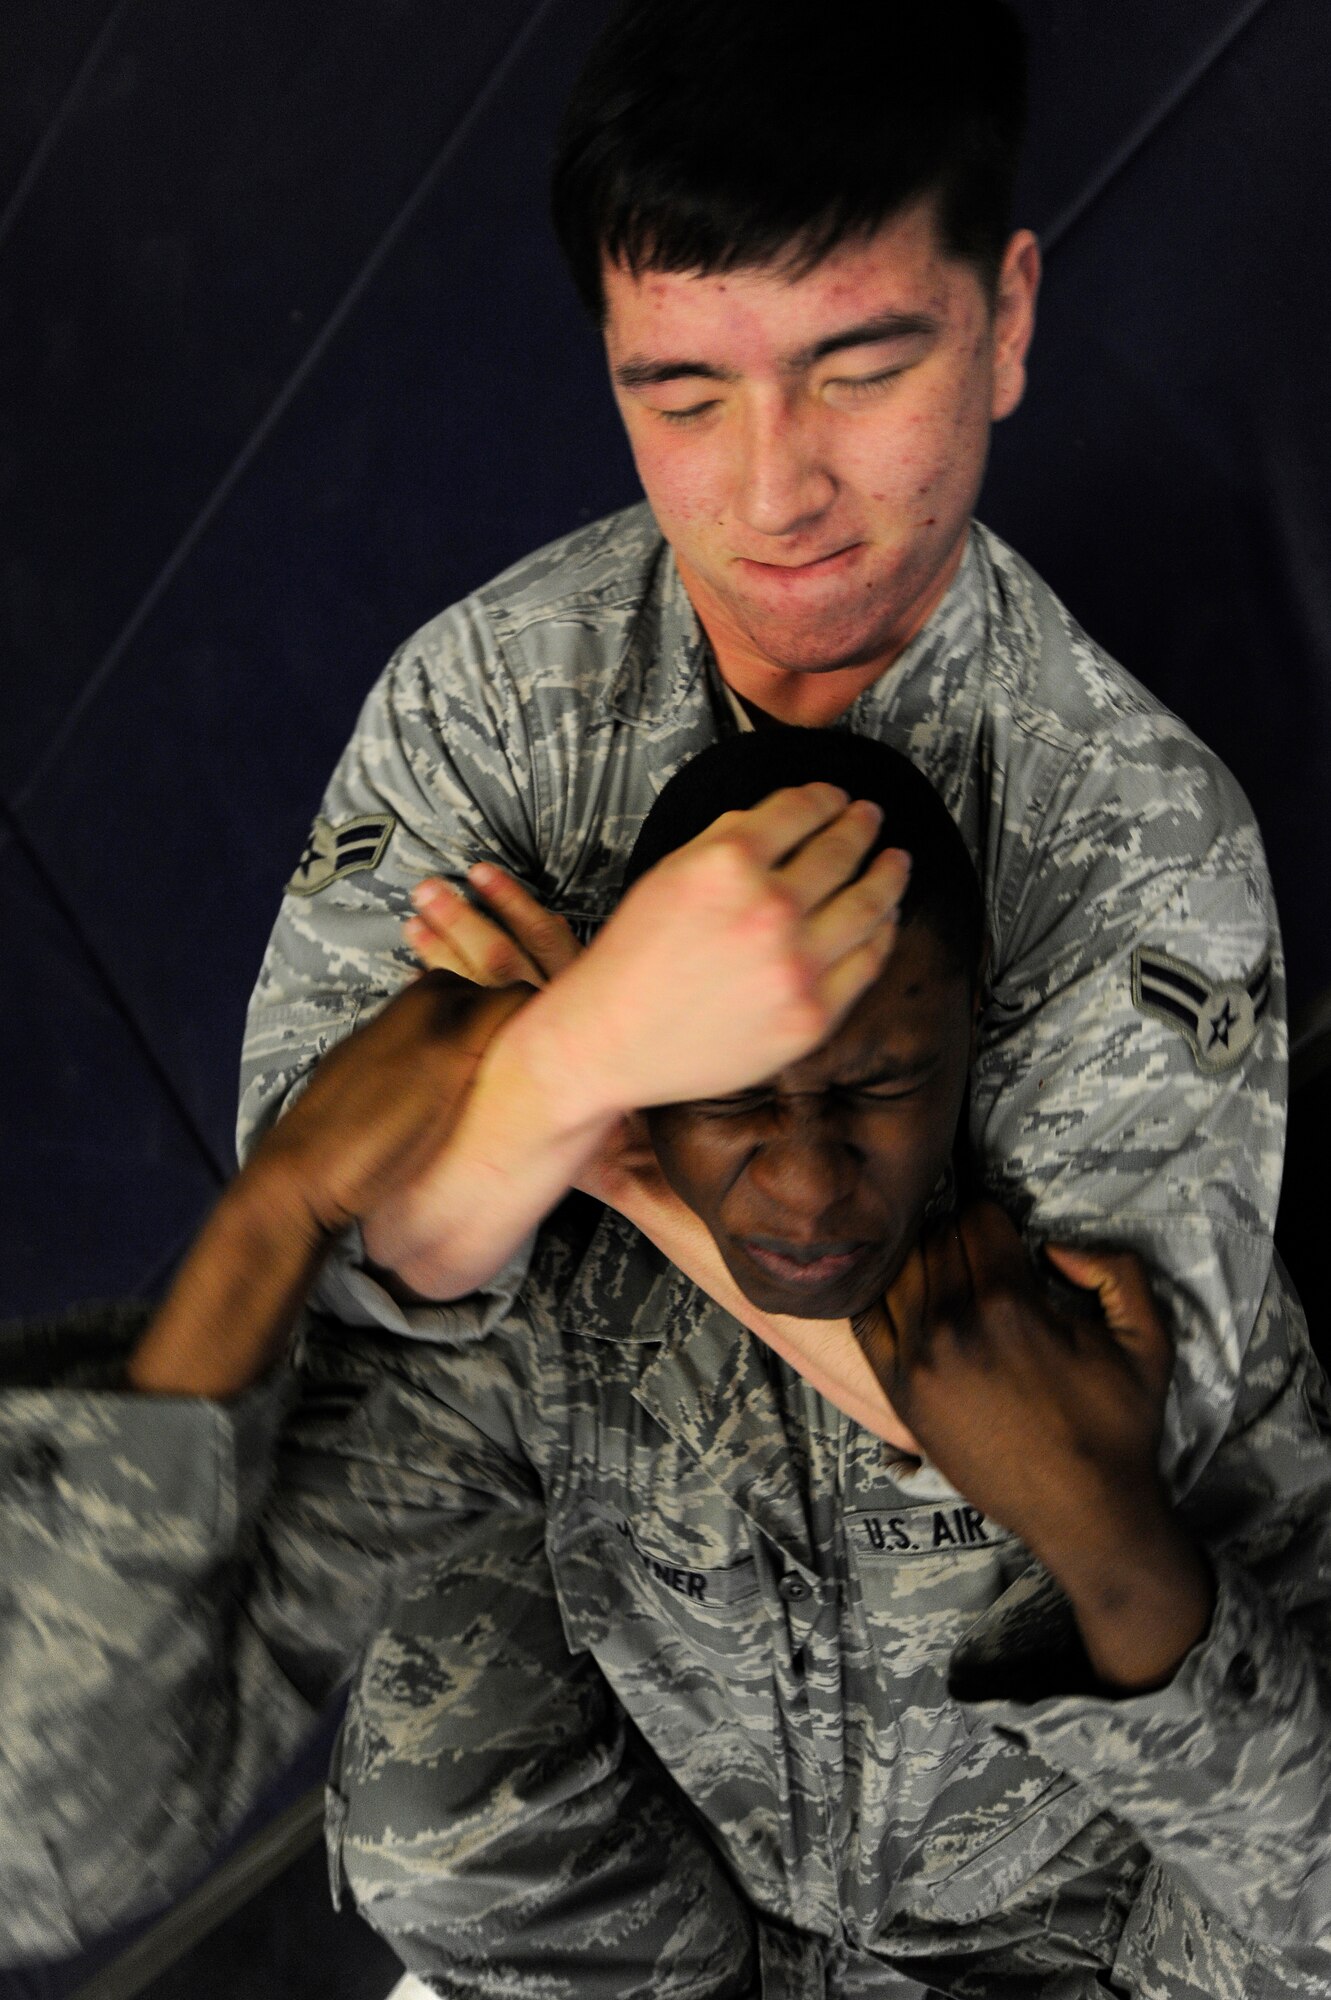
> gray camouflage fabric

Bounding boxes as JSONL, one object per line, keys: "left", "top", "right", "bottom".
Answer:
{"left": 0, "top": 510, "right": 1306, "bottom": 1990}
{"left": 239, "top": 507, "right": 1288, "bottom": 1488}
{"left": 3, "top": 1208, "right": 1330, "bottom": 1995}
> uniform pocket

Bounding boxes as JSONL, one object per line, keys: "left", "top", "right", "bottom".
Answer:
{"left": 846, "top": 1500, "right": 1025, "bottom": 1681}
{"left": 548, "top": 1502, "right": 764, "bottom": 1671}
{"left": 547, "top": 1502, "right": 791, "bottom": 1911}
{"left": 898, "top": 1764, "right": 1097, "bottom": 1925}
{"left": 613, "top": 1516, "right": 764, "bottom": 1666}
{"left": 846, "top": 1498, "right": 1054, "bottom": 1882}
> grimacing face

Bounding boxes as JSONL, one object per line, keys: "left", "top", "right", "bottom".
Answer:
{"left": 647, "top": 919, "right": 978, "bottom": 1320}
{"left": 603, "top": 200, "right": 1040, "bottom": 722}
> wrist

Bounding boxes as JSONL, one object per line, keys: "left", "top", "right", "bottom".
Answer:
{"left": 228, "top": 1149, "right": 331, "bottom": 1253}
{"left": 125, "top": 1168, "right": 328, "bottom": 1398}
{"left": 497, "top": 985, "right": 626, "bottom": 1134}
{"left": 1039, "top": 1495, "right": 1215, "bottom": 1691}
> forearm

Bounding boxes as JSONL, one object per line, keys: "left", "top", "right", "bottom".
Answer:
{"left": 361, "top": 995, "right": 622, "bottom": 1299}
{"left": 949, "top": 1286, "right": 1331, "bottom": 1960}
{"left": 126, "top": 1163, "right": 327, "bottom": 1398}
{"left": 1032, "top": 1493, "right": 1216, "bottom": 1692}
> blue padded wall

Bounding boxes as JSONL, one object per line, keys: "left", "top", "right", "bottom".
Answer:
{"left": 2, "top": 0, "right": 1327, "bottom": 1319}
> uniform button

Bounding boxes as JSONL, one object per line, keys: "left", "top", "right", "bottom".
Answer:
{"left": 779, "top": 1574, "right": 810, "bottom": 1603}
{"left": 1226, "top": 1650, "right": 1258, "bottom": 1700}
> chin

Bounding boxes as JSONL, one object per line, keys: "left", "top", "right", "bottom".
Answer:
{"left": 729, "top": 1259, "right": 892, "bottom": 1324}
{"left": 733, "top": 605, "right": 899, "bottom": 678}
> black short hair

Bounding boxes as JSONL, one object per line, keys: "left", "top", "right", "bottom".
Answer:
{"left": 623, "top": 727, "right": 986, "bottom": 983}
{"left": 552, "top": 0, "right": 1027, "bottom": 322}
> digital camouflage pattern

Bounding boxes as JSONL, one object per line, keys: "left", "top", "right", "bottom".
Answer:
{"left": 0, "top": 511, "right": 1305, "bottom": 1991}
{"left": 239, "top": 508, "right": 1289, "bottom": 1488}
{"left": 3, "top": 1205, "right": 1330, "bottom": 1995}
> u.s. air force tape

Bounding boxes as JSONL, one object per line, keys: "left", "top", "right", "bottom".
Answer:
{"left": 1131, "top": 944, "right": 1271, "bottom": 1072}
{"left": 287, "top": 813, "right": 396, "bottom": 896}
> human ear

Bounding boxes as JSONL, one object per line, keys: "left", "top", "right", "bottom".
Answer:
{"left": 990, "top": 230, "right": 1040, "bottom": 423}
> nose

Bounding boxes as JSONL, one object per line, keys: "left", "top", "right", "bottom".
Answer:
{"left": 734, "top": 392, "right": 836, "bottom": 539}
{"left": 742, "top": 1109, "right": 861, "bottom": 1235}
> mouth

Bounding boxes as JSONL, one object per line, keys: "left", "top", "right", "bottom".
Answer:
{"left": 735, "top": 543, "right": 862, "bottom": 581}
{"left": 739, "top": 1237, "right": 873, "bottom": 1289}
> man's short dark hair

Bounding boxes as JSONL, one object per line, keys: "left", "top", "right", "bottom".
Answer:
{"left": 552, "top": 0, "right": 1027, "bottom": 323}
{"left": 623, "top": 726, "right": 986, "bottom": 984}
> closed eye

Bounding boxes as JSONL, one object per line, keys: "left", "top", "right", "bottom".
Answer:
{"left": 837, "top": 1057, "right": 939, "bottom": 1103}
{"left": 842, "top": 1079, "right": 928, "bottom": 1105}
{"left": 826, "top": 366, "right": 907, "bottom": 402}
{"left": 692, "top": 1088, "right": 774, "bottom": 1117}
{"left": 655, "top": 399, "right": 722, "bottom": 424}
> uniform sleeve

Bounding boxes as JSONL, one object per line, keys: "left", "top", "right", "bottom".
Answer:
{"left": 237, "top": 603, "right": 543, "bottom": 1332}
{"left": 972, "top": 707, "right": 1287, "bottom": 1485}
{"left": 0, "top": 1308, "right": 540, "bottom": 1963}
{"left": 949, "top": 1271, "right": 1331, "bottom": 1977}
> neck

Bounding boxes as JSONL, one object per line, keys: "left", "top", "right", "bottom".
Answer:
{"left": 678, "top": 533, "right": 969, "bottom": 727}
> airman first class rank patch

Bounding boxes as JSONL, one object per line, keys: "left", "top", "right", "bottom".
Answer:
{"left": 287, "top": 813, "right": 395, "bottom": 896}
{"left": 1132, "top": 945, "right": 1271, "bottom": 1072}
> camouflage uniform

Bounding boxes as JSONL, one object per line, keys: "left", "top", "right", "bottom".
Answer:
{"left": 3, "top": 1208, "right": 1330, "bottom": 1996}
{"left": 0, "top": 512, "right": 1302, "bottom": 1988}
{"left": 240, "top": 504, "right": 1297, "bottom": 1992}
{"left": 240, "top": 507, "right": 1287, "bottom": 1487}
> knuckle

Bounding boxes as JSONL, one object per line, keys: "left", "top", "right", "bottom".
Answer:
{"left": 699, "top": 838, "right": 763, "bottom": 903}
{"left": 709, "top": 831, "right": 756, "bottom": 875}
{"left": 701, "top": 812, "right": 748, "bottom": 852}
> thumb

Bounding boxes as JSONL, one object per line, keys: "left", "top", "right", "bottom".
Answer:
{"left": 1045, "top": 1242, "right": 1173, "bottom": 1398}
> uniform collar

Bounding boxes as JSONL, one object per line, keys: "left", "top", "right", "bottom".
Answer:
{"left": 605, "top": 528, "right": 709, "bottom": 726}
{"left": 563, "top": 1209, "right": 815, "bottom": 1567}
{"left": 636, "top": 1300, "right": 817, "bottom": 1571}
{"left": 841, "top": 526, "right": 991, "bottom": 749}
{"left": 561, "top": 1206, "right": 694, "bottom": 1343}
{"left": 604, "top": 521, "right": 993, "bottom": 742}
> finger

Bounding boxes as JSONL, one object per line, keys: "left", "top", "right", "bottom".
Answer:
{"left": 403, "top": 914, "right": 470, "bottom": 977}
{"left": 959, "top": 1200, "right": 1078, "bottom": 1352}
{"left": 774, "top": 799, "right": 884, "bottom": 911}
{"left": 408, "top": 901, "right": 543, "bottom": 986}
{"left": 881, "top": 1239, "right": 929, "bottom": 1371}
{"left": 959, "top": 1200, "right": 1032, "bottom": 1286}
{"left": 410, "top": 878, "right": 544, "bottom": 987}
{"left": 1046, "top": 1243, "right": 1173, "bottom": 1396}
{"left": 808, "top": 925, "right": 898, "bottom": 1028}
{"left": 692, "top": 783, "right": 851, "bottom": 869}
{"left": 922, "top": 1213, "right": 979, "bottom": 1347}
{"left": 850, "top": 1296, "right": 900, "bottom": 1388}
{"left": 468, "top": 861, "right": 582, "bottom": 980}
{"left": 799, "top": 847, "right": 910, "bottom": 969}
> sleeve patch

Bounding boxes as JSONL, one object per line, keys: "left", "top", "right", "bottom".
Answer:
{"left": 1131, "top": 946, "right": 1270, "bottom": 1072}
{"left": 287, "top": 813, "right": 395, "bottom": 897}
